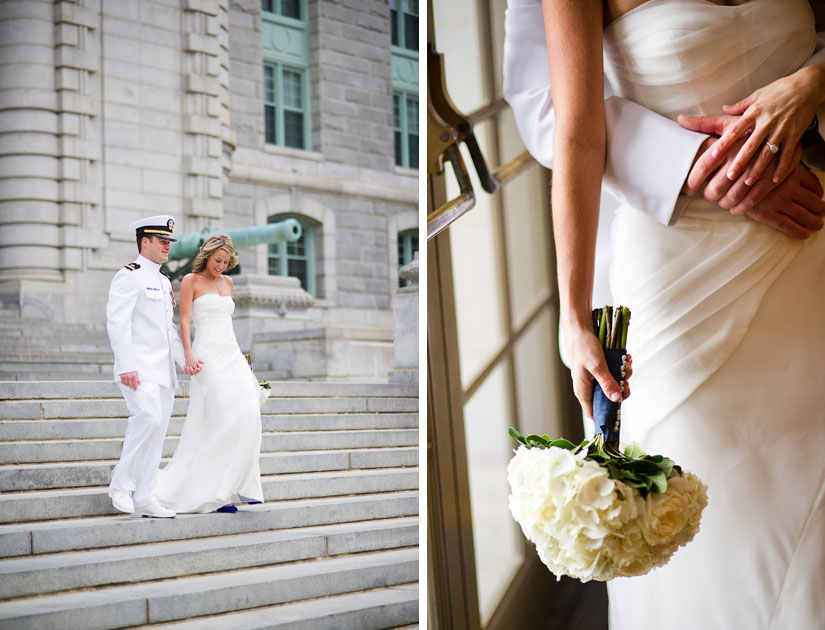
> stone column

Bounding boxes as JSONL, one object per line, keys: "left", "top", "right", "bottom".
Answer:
{"left": 0, "top": 0, "right": 63, "bottom": 283}
{"left": 181, "top": 0, "right": 233, "bottom": 224}
{"left": 388, "top": 252, "right": 419, "bottom": 384}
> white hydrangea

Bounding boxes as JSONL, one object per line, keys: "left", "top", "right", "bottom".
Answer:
{"left": 507, "top": 445, "right": 708, "bottom": 582}
{"left": 258, "top": 384, "right": 271, "bottom": 407}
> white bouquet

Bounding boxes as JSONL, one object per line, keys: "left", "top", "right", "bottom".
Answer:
{"left": 507, "top": 431, "right": 707, "bottom": 582}
{"left": 257, "top": 379, "right": 271, "bottom": 407}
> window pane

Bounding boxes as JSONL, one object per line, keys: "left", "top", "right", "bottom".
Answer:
{"left": 268, "top": 242, "right": 281, "bottom": 275}
{"left": 393, "top": 93, "right": 401, "bottom": 129}
{"left": 463, "top": 361, "right": 524, "bottom": 625}
{"left": 280, "top": 0, "right": 301, "bottom": 19}
{"left": 406, "top": 0, "right": 418, "bottom": 15}
{"left": 264, "top": 105, "right": 276, "bottom": 144}
{"left": 284, "top": 110, "right": 304, "bottom": 149}
{"left": 404, "top": 13, "right": 418, "bottom": 51}
{"left": 391, "top": 8, "right": 399, "bottom": 47}
{"left": 287, "top": 235, "right": 305, "bottom": 257}
{"left": 406, "top": 96, "right": 418, "bottom": 134}
{"left": 264, "top": 65, "right": 275, "bottom": 103}
{"left": 408, "top": 133, "right": 418, "bottom": 169}
{"left": 262, "top": 0, "right": 274, "bottom": 13}
{"left": 394, "top": 130, "right": 403, "bottom": 167}
{"left": 282, "top": 70, "right": 302, "bottom": 108}
{"left": 288, "top": 259, "right": 308, "bottom": 290}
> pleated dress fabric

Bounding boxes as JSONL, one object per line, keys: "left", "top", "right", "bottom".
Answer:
{"left": 599, "top": 1, "right": 825, "bottom": 627}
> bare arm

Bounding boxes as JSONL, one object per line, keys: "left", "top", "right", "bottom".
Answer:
{"left": 543, "top": 0, "right": 622, "bottom": 419}
{"left": 179, "top": 274, "right": 203, "bottom": 375}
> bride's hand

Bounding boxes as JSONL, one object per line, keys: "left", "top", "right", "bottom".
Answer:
{"left": 565, "top": 324, "right": 630, "bottom": 421}
{"left": 184, "top": 354, "right": 204, "bottom": 375}
{"left": 685, "top": 65, "right": 825, "bottom": 187}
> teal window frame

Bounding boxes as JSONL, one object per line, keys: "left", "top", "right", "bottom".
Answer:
{"left": 268, "top": 214, "right": 316, "bottom": 297}
{"left": 390, "top": 0, "right": 418, "bottom": 52}
{"left": 391, "top": 0, "right": 418, "bottom": 169}
{"left": 397, "top": 228, "right": 418, "bottom": 287}
{"left": 262, "top": 0, "right": 310, "bottom": 150}
{"left": 393, "top": 91, "right": 418, "bottom": 169}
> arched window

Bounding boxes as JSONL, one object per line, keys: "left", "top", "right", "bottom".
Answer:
{"left": 268, "top": 214, "right": 316, "bottom": 296}
{"left": 397, "top": 228, "right": 418, "bottom": 287}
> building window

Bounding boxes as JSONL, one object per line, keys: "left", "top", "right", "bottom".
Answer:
{"left": 391, "top": 0, "right": 418, "bottom": 51}
{"left": 262, "top": 0, "right": 309, "bottom": 150}
{"left": 262, "top": 0, "right": 301, "bottom": 20}
{"left": 264, "top": 63, "right": 307, "bottom": 149}
{"left": 397, "top": 228, "right": 418, "bottom": 287}
{"left": 391, "top": 0, "right": 418, "bottom": 169}
{"left": 268, "top": 214, "right": 316, "bottom": 296}
{"left": 393, "top": 92, "right": 418, "bottom": 169}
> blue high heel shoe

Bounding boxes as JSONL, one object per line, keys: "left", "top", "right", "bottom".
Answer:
{"left": 217, "top": 504, "right": 238, "bottom": 513}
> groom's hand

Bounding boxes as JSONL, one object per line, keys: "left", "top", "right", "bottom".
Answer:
{"left": 119, "top": 371, "right": 139, "bottom": 390}
{"left": 735, "top": 164, "right": 825, "bottom": 240}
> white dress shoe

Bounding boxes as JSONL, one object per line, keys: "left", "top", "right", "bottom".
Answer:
{"left": 109, "top": 489, "right": 134, "bottom": 514}
{"left": 133, "top": 500, "right": 176, "bottom": 519}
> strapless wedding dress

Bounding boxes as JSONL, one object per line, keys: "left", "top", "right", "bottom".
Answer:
{"left": 156, "top": 293, "right": 263, "bottom": 513}
{"left": 602, "top": 1, "right": 825, "bottom": 628}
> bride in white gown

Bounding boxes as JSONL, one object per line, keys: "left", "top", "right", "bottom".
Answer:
{"left": 542, "top": 0, "right": 825, "bottom": 628}
{"left": 156, "top": 233, "right": 264, "bottom": 513}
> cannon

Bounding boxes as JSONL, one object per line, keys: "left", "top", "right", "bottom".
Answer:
{"left": 163, "top": 219, "right": 302, "bottom": 280}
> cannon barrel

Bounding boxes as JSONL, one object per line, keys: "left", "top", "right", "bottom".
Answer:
{"left": 168, "top": 219, "right": 302, "bottom": 261}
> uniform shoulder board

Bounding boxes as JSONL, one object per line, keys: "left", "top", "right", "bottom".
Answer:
{"left": 123, "top": 263, "right": 141, "bottom": 271}
{"left": 159, "top": 268, "right": 171, "bottom": 280}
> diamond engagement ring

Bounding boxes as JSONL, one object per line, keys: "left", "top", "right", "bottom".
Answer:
{"left": 765, "top": 141, "right": 779, "bottom": 154}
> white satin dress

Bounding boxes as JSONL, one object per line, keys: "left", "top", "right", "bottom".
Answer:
{"left": 156, "top": 293, "right": 264, "bottom": 513}
{"left": 601, "top": 1, "right": 825, "bottom": 628}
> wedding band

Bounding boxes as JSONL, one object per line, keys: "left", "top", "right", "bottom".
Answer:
{"left": 765, "top": 141, "right": 779, "bottom": 154}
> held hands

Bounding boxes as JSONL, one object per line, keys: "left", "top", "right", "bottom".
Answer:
{"left": 565, "top": 324, "right": 632, "bottom": 421}
{"left": 680, "top": 119, "right": 825, "bottom": 239}
{"left": 681, "top": 66, "right": 825, "bottom": 187}
{"left": 184, "top": 354, "right": 204, "bottom": 376}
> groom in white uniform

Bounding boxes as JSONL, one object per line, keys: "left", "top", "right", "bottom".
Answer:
{"left": 106, "top": 215, "right": 194, "bottom": 518}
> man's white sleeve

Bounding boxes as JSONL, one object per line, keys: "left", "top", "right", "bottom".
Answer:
{"left": 503, "top": 0, "right": 708, "bottom": 226}
{"left": 106, "top": 271, "right": 138, "bottom": 375}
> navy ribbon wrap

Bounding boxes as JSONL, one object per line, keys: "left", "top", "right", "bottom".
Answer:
{"left": 592, "top": 348, "right": 626, "bottom": 447}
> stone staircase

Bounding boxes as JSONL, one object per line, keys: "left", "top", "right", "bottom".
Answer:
{"left": 0, "top": 380, "right": 419, "bottom": 629}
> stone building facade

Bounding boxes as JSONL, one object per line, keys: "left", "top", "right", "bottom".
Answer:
{"left": 0, "top": 0, "right": 419, "bottom": 381}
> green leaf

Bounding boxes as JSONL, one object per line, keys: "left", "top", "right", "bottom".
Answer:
{"left": 547, "top": 438, "right": 577, "bottom": 451}
{"left": 650, "top": 471, "right": 668, "bottom": 494}
{"left": 623, "top": 443, "right": 643, "bottom": 459}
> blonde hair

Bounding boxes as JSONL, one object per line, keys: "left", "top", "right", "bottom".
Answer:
{"left": 192, "top": 233, "right": 239, "bottom": 273}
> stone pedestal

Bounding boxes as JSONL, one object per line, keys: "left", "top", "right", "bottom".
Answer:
{"left": 229, "top": 273, "right": 314, "bottom": 351}
{"left": 388, "top": 253, "right": 419, "bottom": 384}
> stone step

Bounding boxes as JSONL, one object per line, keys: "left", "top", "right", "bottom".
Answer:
{"left": 0, "top": 413, "right": 418, "bottom": 441}
{"left": 132, "top": 583, "right": 419, "bottom": 630}
{"left": 0, "top": 351, "right": 114, "bottom": 364}
{"left": 0, "top": 491, "right": 418, "bottom": 557}
{"left": 0, "top": 447, "right": 418, "bottom": 492}
{"left": 0, "top": 397, "right": 417, "bottom": 422}
{"left": 0, "top": 517, "right": 418, "bottom": 600}
{"left": 0, "top": 547, "right": 417, "bottom": 630}
{"left": 0, "top": 380, "right": 417, "bottom": 400}
{"left": 0, "top": 468, "right": 418, "bottom": 524}
{"left": 0, "top": 338, "right": 113, "bottom": 352}
{"left": 0, "top": 429, "right": 417, "bottom": 464}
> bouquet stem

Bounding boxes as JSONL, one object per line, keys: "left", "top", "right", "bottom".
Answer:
{"left": 591, "top": 306, "right": 630, "bottom": 447}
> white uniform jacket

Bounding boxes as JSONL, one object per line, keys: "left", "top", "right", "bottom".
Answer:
{"left": 106, "top": 254, "right": 185, "bottom": 389}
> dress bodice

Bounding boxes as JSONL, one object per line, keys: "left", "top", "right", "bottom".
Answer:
{"left": 603, "top": 0, "right": 815, "bottom": 119}
{"left": 191, "top": 293, "right": 237, "bottom": 343}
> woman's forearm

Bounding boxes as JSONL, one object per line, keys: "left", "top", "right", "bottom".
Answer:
{"left": 542, "top": 0, "right": 606, "bottom": 332}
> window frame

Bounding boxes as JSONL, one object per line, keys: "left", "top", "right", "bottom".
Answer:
{"left": 267, "top": 214, "right": 316, "bottom": 297}
{"left": 262, "top": 0, "right": 310, "bottom": 150}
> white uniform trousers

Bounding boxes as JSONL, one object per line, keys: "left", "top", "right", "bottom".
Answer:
{"left": 109, "top": 382, "right": 174, "bottom": 508}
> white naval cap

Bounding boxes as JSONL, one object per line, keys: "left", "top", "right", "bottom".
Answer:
{"left": 130, "top": 215, "right": 177, "bottom": 241}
